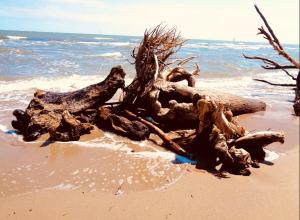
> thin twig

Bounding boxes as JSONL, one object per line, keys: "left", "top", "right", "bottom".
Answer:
{"left": 254, "top": 79, "right": 296, "bottom": 87}
{"left": 282, "top": 69, "right": 297, "bottom": 80}
{"left": 243, "top": 54, "right": 297, "bottom": 70}
{"left": 177, "top": 56, "right": 196, "bottom": 66}
{"left": 254, "top": 5, "right": 283, "bottom": 50}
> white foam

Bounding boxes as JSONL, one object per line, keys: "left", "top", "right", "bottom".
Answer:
{"left": 264, "top": 149, "right": 280, "bottom": 161}
{"left": 0, "top": 124, "right": 8, "bottom": 132}
{"left": 77, "top": 41, "right": 103, "bottom": 45}
{"left": 71, "top": 137, "right": 176, "bottom": 161}
{"left": 108, "top": 42, "right": 132, "bottom": 47}
{"left": 71, "top": 139, "right": 129, "bottom": 151}
{"left": 6, "top": 35, "right": 27, "bottom": 40}
{"left": 77, "top": 41, "right": 133, "bottom": 47}
{"left": 184, "top": 42, "right": 271, "bottom": 50}
{"left": 196, "top": 76, "right": 253, "bottom": 89}
{"left": 53, "top": 183, "right": 77, "bottom": 190}
{"left": 131, "top": 151, "right": 175, "bottom": 161}
{"left": 94, "top": 37, "right": 113, "bottom": 40}
{"left": 87, "top": 52, "right": 123, "bottom": 58}
{"left": 0, "top": 74, "right": 106, "bottom": 93}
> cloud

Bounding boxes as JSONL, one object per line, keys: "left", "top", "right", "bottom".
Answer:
{"left": 0, "top": 1, "right": 110, "bottom": 23}
{"left": 48, "top": 0, "right": 106, "bottom": 9}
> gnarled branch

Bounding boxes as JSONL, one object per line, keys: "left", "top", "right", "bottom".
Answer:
{"left": 254, "top": 5, "right": 300, "bottom": 68}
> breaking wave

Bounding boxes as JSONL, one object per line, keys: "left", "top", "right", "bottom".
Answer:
{"left": 77, "top": 41, "right": 134, "bottom": 47}
{"left": 94, "top": 37, "right": 113, "bottom": 40}
{"left": 0, "top": 74, "right": 106, "bottom": 93}
{"left": 6, "top": 35, "right": 27, "bottom": 40}
{"left": 184, "top": 42, "right": 271, "bottom": 50}
{"left": 86, "top": 52, "right": 123, "bottom": 58}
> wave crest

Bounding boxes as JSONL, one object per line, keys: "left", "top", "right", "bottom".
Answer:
{"left": 87, "top": 52, "right": 123, "bottom": 58}
{"left": 6, "top": 35, "right": 27, "bottom": 40}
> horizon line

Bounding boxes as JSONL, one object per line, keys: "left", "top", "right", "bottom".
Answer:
{"left": 0, "top": 28, "right": 299, "bottom": 46}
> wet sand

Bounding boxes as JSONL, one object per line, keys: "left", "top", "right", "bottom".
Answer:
{"left": 0, "top": 104, "right": 298, "bottom": 220}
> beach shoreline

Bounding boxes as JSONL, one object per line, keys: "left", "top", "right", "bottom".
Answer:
{"left": 0, "top": 102, "right": 298, "bottom": 219}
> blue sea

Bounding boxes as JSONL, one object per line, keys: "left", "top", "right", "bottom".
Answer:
{"left": 0, "top": 29, "right": 298, "bottom": 127}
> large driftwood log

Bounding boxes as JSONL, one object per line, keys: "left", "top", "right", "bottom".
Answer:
{"left": 12, "top": 66, "right": 126, "bottom": 141}
{"left": 136, "top": 79, "right": 266, "bottom": 130}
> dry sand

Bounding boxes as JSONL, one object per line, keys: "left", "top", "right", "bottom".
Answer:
{"left": 0, "top": 104, "right": 298, "bottom": 220}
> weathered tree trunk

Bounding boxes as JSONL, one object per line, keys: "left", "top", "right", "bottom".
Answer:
{"left": 12, "top": 66, "right": 126, "bottom": 141}
{"left": 158, "top": 81, "right": 266, "bottom": 115}
{"left": 136, "top": 79, "right": 266, "bottom": 130}
{"left": 293, "top": 72, "right": 300, "bottom": 115}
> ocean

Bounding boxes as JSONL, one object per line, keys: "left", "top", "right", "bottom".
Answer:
{"left": 0, "top": 30, "right": 298, "bottom": 195}
{"left": 0, "top": 30, "right": 298, "bottom": 101}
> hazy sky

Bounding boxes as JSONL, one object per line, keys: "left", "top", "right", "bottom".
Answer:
{"left": 0, "top": 0, "right": 298, "bottom": 43}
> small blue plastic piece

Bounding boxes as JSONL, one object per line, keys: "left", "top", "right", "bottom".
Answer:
{"left": 6, "top": 130, "right": 17, "bottom": 135}
{"left": 173, "top": 155, "right": 197, "bottom": 165}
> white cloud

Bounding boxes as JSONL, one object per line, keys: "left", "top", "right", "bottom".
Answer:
{"left": 48, "top": 0, "right": 106, "bottom": 9}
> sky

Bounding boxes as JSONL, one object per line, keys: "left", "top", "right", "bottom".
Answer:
{"left": 0, "top": 0, "right": 298, "bottom": 43}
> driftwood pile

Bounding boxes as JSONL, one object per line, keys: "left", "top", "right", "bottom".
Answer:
{"left": 12, "top": 24, "right": 285, "bottom": 176}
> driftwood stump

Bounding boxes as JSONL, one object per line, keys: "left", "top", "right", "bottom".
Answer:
{"left": 12, "top": 66, "right": 126, "bottom": 141}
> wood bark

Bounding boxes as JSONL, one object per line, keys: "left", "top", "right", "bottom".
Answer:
{"left": 97, "top": 107, "right": 150, "bottom": 141}
{"left": 137, "top": 79, "right": 266, "bottom": 130}
{"left": 12, "top": 66, "right": 126, "bottom": 141}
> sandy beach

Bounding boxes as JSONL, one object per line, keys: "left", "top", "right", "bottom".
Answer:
{"left": 0, "top": 1, "right": 299, "bottom": 219}
{"left": 0, "top": 103, "right": 298, "bottom": 220}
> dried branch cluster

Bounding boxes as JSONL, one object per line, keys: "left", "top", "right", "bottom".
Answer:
{"left": 12, "top": 24, "right": 284, "bottom": 176}
{"left": 244, "top": 5, "right": 300, "bottom": 115}
{"left": 244, "top": 5, "right": 299, "bottom": 71}
{"left": 125, "top": 25, "right": 185, "bottom": 103}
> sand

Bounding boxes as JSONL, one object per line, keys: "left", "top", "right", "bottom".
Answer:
{"left": 0, "top": 104, "right": 298, "bottom": 220}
